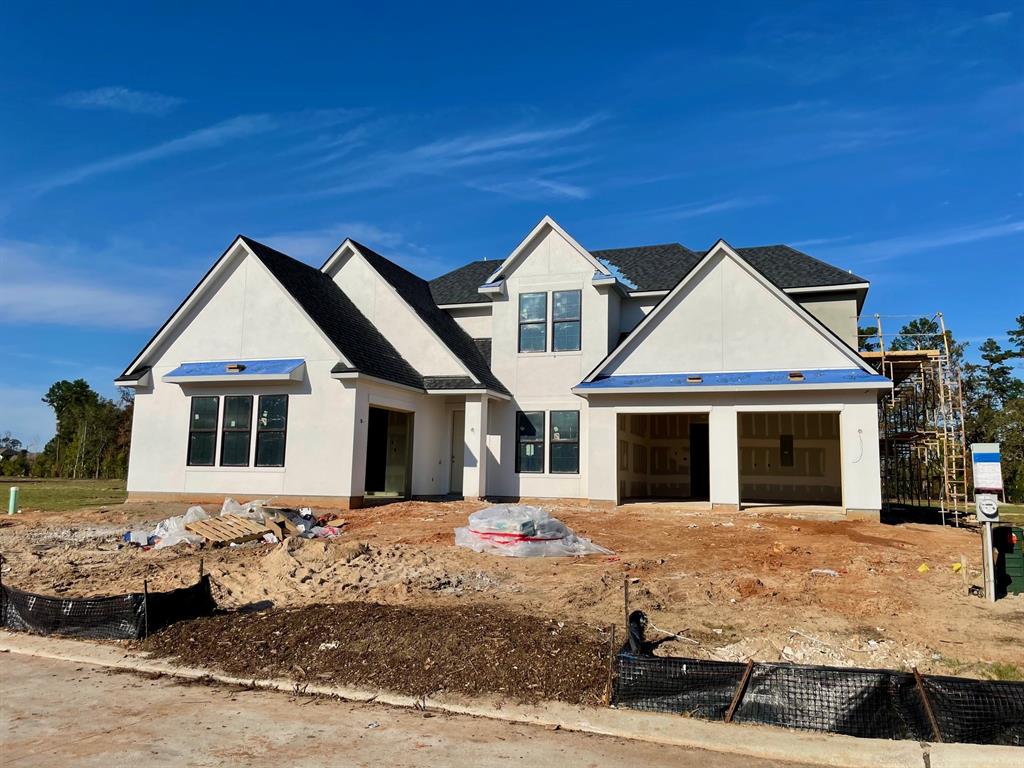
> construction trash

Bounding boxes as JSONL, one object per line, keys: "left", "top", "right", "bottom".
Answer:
{"left": 127, "top": 498, "right": 345, "bottom": 550}
{"left": 454, "top": 504, "right": 613, "bottom": 558}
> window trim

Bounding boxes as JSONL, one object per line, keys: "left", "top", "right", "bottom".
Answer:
{"left": 255, "top": 394, "right": 289, "bottom": 468}
{"left": 549, "top": 410, "right": 580, "bottom": 474}
{"left": 187, "top": 396, "right": 219, "bottom": 467}
{"left": 219, "top": 395, "right": 253, "bottom": 467}
{"left": 518, "top": 292, "right": 548, "bottom": 353}
{"left": 551, "top": 289, "right": 582, "bottom": 353}
{"left": 515, "top": 410, "right": 545, "bottom": 473}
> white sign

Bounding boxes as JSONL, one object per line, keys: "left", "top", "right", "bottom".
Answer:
{"left": 976, "top": 493, "right": 1000, "bottom": 523}
{"left": 971, "top": 443, "right": 1003, "bottom": 492}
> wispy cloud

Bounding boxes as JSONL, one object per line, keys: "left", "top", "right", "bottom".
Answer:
{"left": 55, "top": 85, "right": 185, "bottom": 116}
{"left": 260, "top": 222, "right": 438, "bottom": 273}
{"left": 647, "top": 196, "right": 772, "bottom": 221}
{"left": 817, "top": 218, "right": 1024, "bottom": 263}
{"left": 0, "top": 238, "right": 172, "bottom": 328}
{"left": 31, "top": 114, "right": 276, "bottom": 196}
{"left": 471, "top": 177, "right": 591, "bottom": 200}
{"left": 304, "top": 113, "right": 607, "bottom": 199}
{"left": 789, "top": 235, "right": 852, "bottom": 249}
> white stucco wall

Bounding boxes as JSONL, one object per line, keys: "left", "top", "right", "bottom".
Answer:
{"left": 127, "top": 248, "right": 360, "bottom": 499}
{"left": 619, "top": 295, "right": 661, "bottom": 334}
{"left": 607, "top": 254, "right": 856, "bottom": 375}
{"left": 794, "top": 294, "right": 859, "bottom": 349}
{"left": 328, "top": 249, "right": 468, "bottom": 378}
{"left": 446, "top": 305, "right": 492, "bottom": 339}
{"left": 485, "top": 225, "right": 610, "bottom": 499}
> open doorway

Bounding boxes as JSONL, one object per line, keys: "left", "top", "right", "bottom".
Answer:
{"left": 617, "top": 413, "right": 710, "bottom": 502}
{"left": 364, "top": 407, "right": 414, "bottom": 501}
{"left": 737, "top": 412, "right": 842, "bottom": 506}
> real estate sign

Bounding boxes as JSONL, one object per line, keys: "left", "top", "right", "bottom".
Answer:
{"left": 971, "top": 443, "right": 1003, "bottom": 492}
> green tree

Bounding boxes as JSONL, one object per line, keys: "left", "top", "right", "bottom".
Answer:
{"left": 38, "top": 380, "right": 133, "bottom": 479}
{"left": 858, "top": 325, "right": 879, "bottom": 352}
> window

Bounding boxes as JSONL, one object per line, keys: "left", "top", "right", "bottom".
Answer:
{"left": 780, "top": 434, "right": 794, "bottom": 467}
{"left": 518, "top": 292, "right": 547, "bottom": 352}
{"left": 550, "top": 410, "right": 579, "bottom": 473}
{"left": 220, "top": 395, "right": 253, "bottom": 466}
{"left": 187, "top": 396, "right": 219, "bottom": 466}
{"left": 256, "top": 394, "right": 288, "bottom": 467}
{"left": 516, "top": 411, "right": 545, "bottom": 473}
{"left": 552, "top": 290, "right": 581, "bottom": 352}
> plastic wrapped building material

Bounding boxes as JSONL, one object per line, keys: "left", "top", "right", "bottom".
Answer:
{"left": 454, "top": 504, "right": 612, "bottom": 557}
{"left": 152, "top": 506, "right": 209, "bottom": 549}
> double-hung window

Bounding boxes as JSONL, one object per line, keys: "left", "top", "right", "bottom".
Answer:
{"left": 515, "top": 411, "right": 545, "bottom": 473}
{"left": 550, "top": 411, "right": 580, "bottom": 473}
{"left": 256, "top": 394, "right": 288, "bottom": 467}
{"left": 187, "top": 396, "right": 219, "bottom": 466}
{"left": 552, "top": 290, "right": 581, "bottom": 352}
{"left": 518, "top": 292, "right": 547, "bottom": 352}
{"left": 220, "top": 395, "right": 253, "bottom": 466}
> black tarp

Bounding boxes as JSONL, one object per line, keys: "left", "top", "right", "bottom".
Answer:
{"left": 1, "top": 576, "right": 216, "bottom": 640}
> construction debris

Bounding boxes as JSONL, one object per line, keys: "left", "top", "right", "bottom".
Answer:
{"left": 185, "top": 515, "right": 271, "bottom": 546}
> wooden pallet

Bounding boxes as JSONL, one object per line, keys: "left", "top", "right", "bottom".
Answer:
{"left": 186, "top": 514, "right": 271, "bottom": 545}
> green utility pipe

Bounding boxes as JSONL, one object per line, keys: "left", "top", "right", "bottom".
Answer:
{"left": 7, "top": 486, "right": 17, "bottom": 515}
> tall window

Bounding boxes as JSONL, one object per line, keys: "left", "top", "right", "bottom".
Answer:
{"left": 220, "top": 395, "right": 253, "bottom": 466}
{"left": 552, "top": 290, "right": 581, "bottom": 352}
{"left": 187, "top": 396, "right": 219, "bottom": 466}
{"left": 516, "top": 411, "right": 545, "bottom": 473}
{"left": 518, "top": 292, "right": 547, "bottom": 352}
{"left": 550, "top": 410, "right": 580, "bottom": 473}
{"left": 256, "top": 394, "right": 288, "bottom": 467}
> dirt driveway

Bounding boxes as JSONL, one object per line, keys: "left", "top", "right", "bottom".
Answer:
{"left": 1, "top": 498, "right": 1020, "bottom": 678}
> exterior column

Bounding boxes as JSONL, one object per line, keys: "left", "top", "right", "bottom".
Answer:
{"left": 709, "top": 406, "right": 740, "bottom": 511}
{"left": 345, "top": 383, "right": 370, "bottom": 507}
{"left": 462, "top": 395, "right": 488, "bottom": 500}
{"left": 586, "top": 404, "right": 618, "bottom": 504}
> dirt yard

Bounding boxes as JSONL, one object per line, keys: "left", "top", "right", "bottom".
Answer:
{"left": 1, "top": 498, "right": 1020, "bottom": 680}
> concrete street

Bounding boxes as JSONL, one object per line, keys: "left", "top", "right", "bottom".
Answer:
{"left": 0, "top": 652, "right": 811, "bottom": 768}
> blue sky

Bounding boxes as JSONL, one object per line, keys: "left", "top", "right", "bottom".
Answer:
{"left": 1, "top": 2, "right": 1021, "bottom": 448}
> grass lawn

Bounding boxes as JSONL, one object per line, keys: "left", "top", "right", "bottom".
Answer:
{"left": 0, "top": 478, "right": 127, "bottom": 512}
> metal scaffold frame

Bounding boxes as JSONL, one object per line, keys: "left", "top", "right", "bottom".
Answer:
{"left": 860, "top": 312, "right": 969, "bottom": 525}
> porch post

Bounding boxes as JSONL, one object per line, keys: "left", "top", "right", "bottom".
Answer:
{"left": 462, "top": 394, "right": 489, "bottom": 500}
{"left": 347, "top": 384, "right": 370, "bottom": 506}
{"left": 709, "top": 406, "right": 740, "bottom": 511}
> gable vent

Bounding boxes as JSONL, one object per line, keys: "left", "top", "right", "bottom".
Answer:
{"left": 788, "top": 371, "right": 805, "bottom": 381}
{"left": 686, "top": 375, "right": 703, "bottom": 384}
{"left": 225, "top": 363, "right": 246, "bottom": 373}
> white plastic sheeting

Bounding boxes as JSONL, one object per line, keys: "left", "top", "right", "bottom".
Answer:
{"left": 454, "top": 504, "right": 612, "bottom": 557}
{"left": 151, "top": 506, "right": 209, "bottom": 549}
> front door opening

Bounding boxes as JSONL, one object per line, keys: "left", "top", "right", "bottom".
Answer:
{"left": 737, "top": 411, "right": 842, "bottom": 507}
{"left": 364, "top": 406, "right": 413, "bottom": 501}
{"left": 617, "top": 413, "right": 710, "bottom": 502}
{"left": 450, "top": 410, "right": 465, "bottom": 495}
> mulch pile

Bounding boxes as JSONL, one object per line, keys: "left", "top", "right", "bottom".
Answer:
{"left": 141, "top": 602, "right": 610, "bottom": 705}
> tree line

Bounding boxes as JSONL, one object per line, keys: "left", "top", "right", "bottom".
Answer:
{"left": 859, "top": 314, "right": 1024, "bottom": 501}
{"left": 1, "top": 379, "right": 133, "bottom": 479}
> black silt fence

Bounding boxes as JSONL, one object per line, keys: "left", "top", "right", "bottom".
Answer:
{"left": 614, "top": 651, "right": 1024, "bottom": 746}
{"left": 1, "top": 575, "right": 216, "bottom": 640}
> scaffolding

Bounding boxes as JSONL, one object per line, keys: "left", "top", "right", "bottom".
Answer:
{"left": 861, "top": 312, "right": 970, "bottom": 525}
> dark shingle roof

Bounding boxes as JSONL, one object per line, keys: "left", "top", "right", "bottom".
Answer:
{"left": 241, "top": 237, "right": 425, "bottom": 390}
{"left": 428, "top": 243, "right": 867, "bottom": 303}
{"left": 350, "top": 242, "right": 510, "bottom": 395}
{"left": 422, "top": 376, "right": 483, "bottom": 390}
{"left": 428, "top": 260, "right": 495, "bottom": 305}
{"left": 592, "top": 243, "right": 867, "bottom": 292}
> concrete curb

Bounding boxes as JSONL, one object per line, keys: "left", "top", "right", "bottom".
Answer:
{"left": 0, "top": 631, "right": 1017, "bottom": 768}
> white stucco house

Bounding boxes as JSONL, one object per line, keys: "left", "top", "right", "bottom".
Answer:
{"left": 116, "top": 216, "right": 891, "bottom": 517}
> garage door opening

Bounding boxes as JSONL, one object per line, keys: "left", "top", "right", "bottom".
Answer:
{"left": 617, "top": 413, "right": 709, "bottom": 502}
{"left": 738, "top": 412, "right": 841, "bottom": 507}
{"left": 364, "top": 407, "right": 413, "bottom": 502}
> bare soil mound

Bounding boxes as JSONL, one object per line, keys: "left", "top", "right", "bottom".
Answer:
{"left": 140, "top": 602, "right": 610, "bottom": 705}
